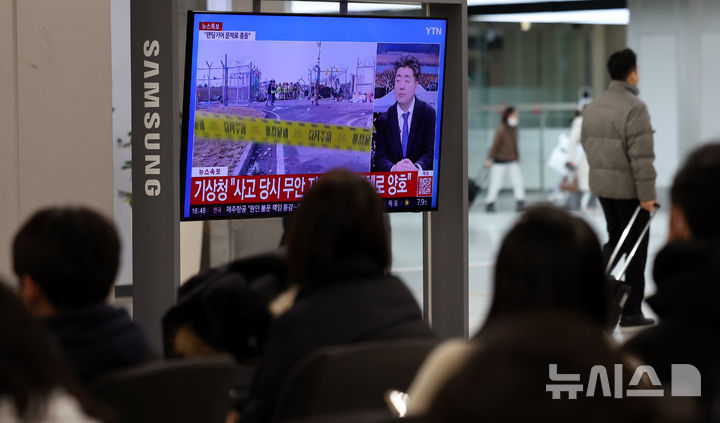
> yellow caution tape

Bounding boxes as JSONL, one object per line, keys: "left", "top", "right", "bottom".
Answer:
{"left": 194, "top": 111, "right": 372, "bottom": 152}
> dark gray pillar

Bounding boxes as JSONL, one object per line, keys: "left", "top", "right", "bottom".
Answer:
{"left": 130, "top": 0, "right": 180, "bottom": 353}
{"left": 423, "top": 2, "right": 469, "bottom": 339}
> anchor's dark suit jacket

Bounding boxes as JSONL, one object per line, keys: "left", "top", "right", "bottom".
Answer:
{"left": 372, "top": 97, "right": 436, "bottom": 172}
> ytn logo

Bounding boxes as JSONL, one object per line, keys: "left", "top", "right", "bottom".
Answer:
{"left": 426, "top": 27, "right": 442, "bottom": 35}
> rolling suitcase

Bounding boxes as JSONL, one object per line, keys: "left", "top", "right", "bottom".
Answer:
{"left": 607, "top": 204, "right": 660, "bottom": 328}
{"left": 468, "top": 167, "right": 489, "bottom": 207}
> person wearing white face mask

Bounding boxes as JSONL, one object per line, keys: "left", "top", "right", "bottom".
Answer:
{"left": 484, "top": 106, "right": 525, "bottom": 212}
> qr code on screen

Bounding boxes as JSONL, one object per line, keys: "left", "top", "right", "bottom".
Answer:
{"left": 418, "top": 177, "right": 433, "bottom": 196}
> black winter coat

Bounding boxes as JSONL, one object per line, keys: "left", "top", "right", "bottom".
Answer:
{"left": 622, "top": 241, "right": 720, "bottom": 419}
{"left": 45, "top": 303, "right": 151, "bottom": 382}
{"left": 242, "top": 263, "right": 433, "bottom": 422}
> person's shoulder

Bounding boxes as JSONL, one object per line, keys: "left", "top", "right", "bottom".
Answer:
{"left": 607, "top": 86, "right": 646, "bottom": 111}
{"left": 291, "top": 275, "right": 413, "bottom": 308}
{"left": 582, "top": 94, "right": 614, "bottom": 118}
{"left": 375, "top": 109, "right": 392, "bottom": 131}
{"left": 621, "top": 322, "right": 674, "bottom": 358}
{"left": 376, "top": 104, "right": 395, "bottom": 123}
{"left": 414, "top": 98, "right": 436, "bottom": 121}
{"left": 495, "top": 122, "right": 510, "bottom": 135}
{"left": 414, "top": 98, "right": 433, "bottom": 112}
{"left": 629, "top": 96, "right": 648, "bottom": 113}
{"left": 586, "top": 91, "right": 608, "bottom": 107}
{"left": 406, "top": 339, "right": 476, "bottom": 415}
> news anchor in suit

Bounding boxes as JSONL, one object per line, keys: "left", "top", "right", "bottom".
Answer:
{"left": 372, "top": 55, "right": 436, "bottom": 172}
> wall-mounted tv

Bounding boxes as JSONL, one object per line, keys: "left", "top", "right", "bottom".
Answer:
{"left": 181, "top": 11, "right": 447, "bottom": 220}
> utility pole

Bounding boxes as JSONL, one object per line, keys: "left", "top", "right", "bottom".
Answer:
{"left": 316, "top": 42, "right": 321, "bottom": 85}
{"left": 222, "top": 54, "right": 228, "bottom": 106}
{"left": 314, "top": 42, "right": 321, "bottom": 105}
{"left": 206, "top": 61, "right": 212, "bottom": 104}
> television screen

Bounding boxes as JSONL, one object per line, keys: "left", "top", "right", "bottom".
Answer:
{"left": 181, "top": 12, "right": 447, "bottom": 220}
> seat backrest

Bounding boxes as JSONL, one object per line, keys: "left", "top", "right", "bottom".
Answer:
{"left": 91, "top": 356, "right": 254, "bottom": 423}
{"left": 273, "top": 339, "right": 438, "bottom": 422}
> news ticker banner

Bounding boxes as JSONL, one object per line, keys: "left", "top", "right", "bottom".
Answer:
{"left": 189, "top": 197, "right": 432, "bottom": 218}
{"left": 194, "top": 111, "right": 372, "bottom": 152}
{"left": 188, "top": 170, "right": 434, "bottom": 218}
{"left": 190, "top": 170, "right": 433, "bottom": 204}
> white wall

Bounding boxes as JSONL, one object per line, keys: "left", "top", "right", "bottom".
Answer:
{"left": 628, "top": 0, "right": 720, "bottom": 187}
{"left": 0, "top": 0, "right": 20, "bottom": 282}
{"left": 699, "top": 33, "right": 720, "bottom": 142}
{"left": 111, "top": 0, "right": 133, "bottom": 287}
{"left": 637, "top": 33, "right": 678, "bottom": 189}
{"left": 0, "top": 0, "right": 113, "bottom": 281}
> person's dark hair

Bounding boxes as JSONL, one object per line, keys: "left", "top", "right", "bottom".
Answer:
{"left": 607, "top": 48, "right": 637, "bottom": 81}
{"left": 13, "top": 206, "right": 120, "bottom": 310}
{"left": 427, "top": 312, "right": 695, "bottom": 423}
{"left": 501, "top": 106, "right": 516, "bottom": 124}
{"left": 671, "top": 143, "right": 720, "bottom": 240}
{"left": 484, "top": 205, "right": 608, "bottom": 327}
{"left": 0, "top": 281, "right": 110, "bottom": 420}
{"left": 286, "top": 169, "right": 390, "bottom": 285}
{"left": 163, "top": 250, "right": 289, "bottom": 361}
{"left": 394, "top": 55, "right": 421, "bottom": 82}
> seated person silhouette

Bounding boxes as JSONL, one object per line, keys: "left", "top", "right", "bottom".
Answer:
{"left": 13, "top": 206, "right": 151, "bottom": 382}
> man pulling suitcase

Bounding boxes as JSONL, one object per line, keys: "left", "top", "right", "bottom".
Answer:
{"left": 581, "top": 48, "right": 657, "bottom": 327}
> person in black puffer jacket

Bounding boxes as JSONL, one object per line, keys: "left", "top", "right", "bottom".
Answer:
{"left": 238, "top": 169, "right": 433, "bottom": 423}
{"left": 622, "top": 143, "right": 720, "bottom": 421}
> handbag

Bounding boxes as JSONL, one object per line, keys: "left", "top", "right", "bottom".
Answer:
{"left": 547, "top": 133, "right": 570, "bottom": 175}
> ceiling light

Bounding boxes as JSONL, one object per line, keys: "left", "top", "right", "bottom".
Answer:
{"left": 290, "top": 2, "right": 421, "bottom": 14}
{"left": 470, "top": 9, "right": 629, "bottom": 25}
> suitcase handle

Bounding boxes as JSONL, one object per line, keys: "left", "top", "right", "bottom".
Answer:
{"left": 608, "top": 203, "right": 660, "bottom": 280}
{"left": 605, "top": 207, "right": 641, "bottom": 273}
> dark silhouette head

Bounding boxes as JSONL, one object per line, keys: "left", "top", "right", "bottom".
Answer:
{"left": 286, "top": 169, "right": 390, "bottom": 286}
{"left": 485, "top": 205, "right": 607, "bottom": 327}
{"left": 670, "top": 143, "right": 720, "bottom": 240}
{"left": 13, "top": 206, "right": 120, "bottom": 311}
{"left": 607, "top": 48, "right": 637, "bottom": 81}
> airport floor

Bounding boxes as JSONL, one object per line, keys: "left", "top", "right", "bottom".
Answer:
{"left": 389, "top": 190, "right": 669, "bottom": 341}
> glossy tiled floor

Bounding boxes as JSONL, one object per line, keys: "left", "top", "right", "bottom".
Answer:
{"left": 389, "top": 191, "right": 669, "bottom": 340}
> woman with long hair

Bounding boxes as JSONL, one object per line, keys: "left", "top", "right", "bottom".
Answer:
{"left": 0, "top": 281, "right": 109, "bottom": 422}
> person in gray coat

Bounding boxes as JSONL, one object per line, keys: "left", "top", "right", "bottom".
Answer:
{"left": 581, "top": 48, "right": 657, "bottom": 327}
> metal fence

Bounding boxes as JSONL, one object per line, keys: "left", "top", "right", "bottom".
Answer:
{"left": 196, "top": 60, "right": 255, "bottom": 107}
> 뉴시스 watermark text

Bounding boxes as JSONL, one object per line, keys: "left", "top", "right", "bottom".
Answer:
{"left": 546, "top": 364, "right": 701, "bottom": 399}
